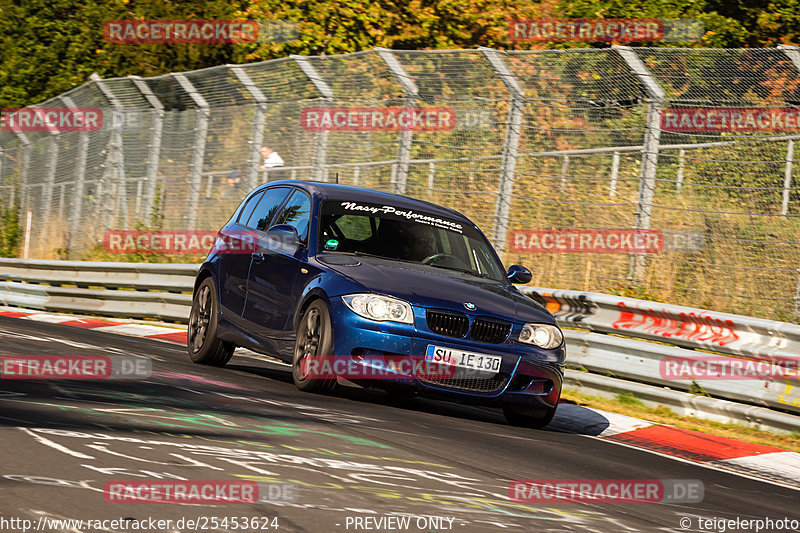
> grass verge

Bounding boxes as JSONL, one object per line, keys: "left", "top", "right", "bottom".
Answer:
{"left": 561, "top": 388, "right": 800, "bottom": 453}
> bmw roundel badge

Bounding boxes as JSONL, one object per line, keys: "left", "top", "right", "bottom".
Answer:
{"left": 463, "top": 302, "right": 476, "bottom": 310}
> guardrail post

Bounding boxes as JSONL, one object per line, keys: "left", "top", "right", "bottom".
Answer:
{"left": 377, "top": 49, "right": 418, "bottom": 194}
{"left": 481, "top": 47, "right": 524, "bottom": 255}
{"left": 230, "top": 66, "right": 268, "bottom": 192}
{"left": 614, "top": 45, "right": 665, "bottom": 284}
{"left": 128, "top": 76, "right": 164, "bottom": 223}
{"left": 90, "top": 74, "right": 128, "bottom": 230}
{"left": 59, "top": 95, "right": 89, "bottom": 256}
{"left": 173, "top": 73, "right": 209, "bottom": 230}
{"left": 293, "top": 56, "right": 333, "bottom": 181}
{"left": 782, "top": 140, "right": 794, "bottom": 216}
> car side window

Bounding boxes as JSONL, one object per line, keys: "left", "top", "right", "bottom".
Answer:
{"left": 274, "top": 189, "right": 312, "bottom": 242}
{"left": 236, "top": 191, "right": 264, "bottom": 225}
{"left": 246, "top": 187, "right": 291, "bottom": 230}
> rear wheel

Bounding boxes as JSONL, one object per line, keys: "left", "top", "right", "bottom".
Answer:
{"left": 292, "top": 300, "right": 336, "bottom": 393}
{"left": 188, "top": 277, "right": 234, "bottom": 366}
{"left": 502, "top": 404, "right": 556, "bottom": 429}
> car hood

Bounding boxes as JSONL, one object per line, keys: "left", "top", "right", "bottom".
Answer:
{"left": 318, "top": 254, "right": 553, "bottom": 324}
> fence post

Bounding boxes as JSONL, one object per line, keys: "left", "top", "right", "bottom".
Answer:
{"left": 481, "top": 47, "right": 524, "bottom": 255}
{"left": 60, "top": 95, "right": 89, "bottom": 256}
{"left": 782, "top": 140, "right": 794, "bottom": 216}
{"left": 36, "top": 106, "right": 61, "bottom": 255}
{"left": 676, "top": 148, "right": 686, "bottom": 193}
{"left": 795, "top": 260, "right": 800, "bottom": 323}
{"left": 377, "top": 48, "right": 418, "bottom": 194}
{"left": 293, "top": 56, "right": 333, "bottom": 181}
{"left": 230, "top": 66, "right": 268, "bottom": 192}
{"left": 560, "top": 155, "right": 570, "bottom": 188}
{"left": 427, "top": 161, "right": 435, "bottom": 198}
{"left": 173, "top": 73, "right": 209, "bottom": 230}
{"left": 609, "top": 151, "right": 620, "bottom": 197}
{"left": 0, "top": 145, "right": 5, "bottom": 208}
{"left": 128, "top": 76, "right": 164, "bottom": 223}
{"left": 777, "top": 46, "right": 800, "bottom": 217}
{"left": 90, "top": 74, "right": 128, "bottom": 230}
{"left": 614, "top": 45, "right": 665, "bottom": 284}
{"left": 14, "top": 131, "right": 30, "bottom": 216}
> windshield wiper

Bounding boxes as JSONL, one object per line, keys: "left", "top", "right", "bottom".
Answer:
{"left": 350, "top": 251, "right": 420, "bottom": 265}
{"left": 346, "top": 251, "right": 493, "bottom": 278}
{"left": 425, "top": 263, "right": 491, "bottom": 279}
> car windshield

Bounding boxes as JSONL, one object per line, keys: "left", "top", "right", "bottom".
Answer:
{"left": 318, "top": 200, "right": 507, "bottom": 282}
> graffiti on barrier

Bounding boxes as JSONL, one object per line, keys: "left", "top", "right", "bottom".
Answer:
{"left": 612, "top": 301, "right": 739, "bottom": 346}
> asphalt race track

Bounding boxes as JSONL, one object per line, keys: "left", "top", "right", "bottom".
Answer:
{"left": 0, "top": 314, "right": 798, "bottom": 533}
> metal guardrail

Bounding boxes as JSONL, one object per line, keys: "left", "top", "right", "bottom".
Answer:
{"left": 0, "top": 259, "right": 197, "bottom": 322}
{"left": 519, "top": 286, "right": 800, "bottom": 359}
{"left": 518, "top": 286, "right": 800, "bottom": 415}
{"left": 0, "top": 259, "right": 797, "bottom": 415}
{"left": 561, "top": 329, "right": 800, "bottom": 414}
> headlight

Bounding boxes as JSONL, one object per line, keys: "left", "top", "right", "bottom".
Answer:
{"left": 342, "top": 294, "right": 414, "bottom": 324}
{"left": 519, "top": 323, "right": 563, "bottom": 349}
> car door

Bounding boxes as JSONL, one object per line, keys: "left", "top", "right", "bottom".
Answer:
{"left": 217, "top": 189, "right": 263, "bottom": 323}
{"left": 242, "top": 188, "right": 312, "bottom": 339}
{"left": 218, "top": 186, "right": 291, "bottom": 327}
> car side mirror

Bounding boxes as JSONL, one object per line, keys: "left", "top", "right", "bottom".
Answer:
{"left": 266, "top": 224, "right": 301, "bottom": 245}
{"left": 507, "top": 264, "right": 532, "bottom": 284}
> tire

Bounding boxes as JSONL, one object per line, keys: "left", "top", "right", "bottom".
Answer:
{"left": 188, "top": 277, "right": 234, "bottom": 366}
{"left": 502, "top": 404, "right": 556, "bottom": 429}
{"left": 292, "top": 299, "right": 336, "bottom": 393}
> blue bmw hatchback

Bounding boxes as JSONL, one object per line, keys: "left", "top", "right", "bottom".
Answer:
{"left": 188, "top": 180, "right": 565, "bottom": 428}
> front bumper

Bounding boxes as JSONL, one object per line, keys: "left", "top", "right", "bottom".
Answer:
{"left": 328, "top": 299, "right": 564, "bottom": 408}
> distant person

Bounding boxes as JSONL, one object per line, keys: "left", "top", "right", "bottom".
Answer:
{"left": 259, "top": 144, "right": 285, "bottom": 180}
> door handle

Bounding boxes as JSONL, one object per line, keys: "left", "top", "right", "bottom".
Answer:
{"left": 252, "top": 253, "right": 266, "bottom": 263}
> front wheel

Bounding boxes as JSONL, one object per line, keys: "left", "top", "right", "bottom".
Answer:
{"left": 502, "top": 404, "right": 557, "bottom": 429}
{"left": 292, "top": 300, "right": 336, "bottom": 393}
{"left": 188, "top": 277, "right": 234, "bottom": 366}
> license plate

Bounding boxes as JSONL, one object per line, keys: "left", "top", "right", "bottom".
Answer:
{"left": 425, "top": 345, "right": 502, "bottom": 374}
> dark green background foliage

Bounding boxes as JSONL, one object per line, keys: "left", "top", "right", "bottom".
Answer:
{"left": 0, "top": 0, "right": 795, "bottom": 108}
{"left": 0, "top": 202, "right": 21, "bottom": 257}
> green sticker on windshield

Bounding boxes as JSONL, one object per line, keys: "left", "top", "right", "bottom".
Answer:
{"left": 325, "top": 239, "right": 339, "bottom": 250}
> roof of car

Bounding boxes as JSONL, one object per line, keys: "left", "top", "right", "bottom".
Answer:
{"left": 261, "top": 180, "right": 471, "bottom": 222}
